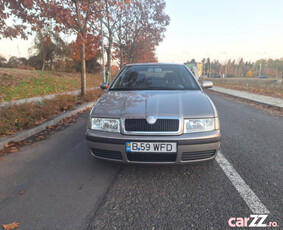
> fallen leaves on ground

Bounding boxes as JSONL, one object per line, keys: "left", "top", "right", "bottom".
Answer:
{"left": 0, "top": 89, "right": 102, "bottom": 139}
{"left": 0, "top": 109, "right": 86, "bottom": 156}
{"left": 2, "top": 222, "right": 19, "bottom": 230}
{"left": 8, "top": 147, "right": 18, "bottom": 153}
{"left": 36, "top": 136, "right": 44, "bottom": 141}
{"left": 18, "top": 190, "right": 25, "bottom": 195}
{"left": 4, "top": 142, "right": 16, "bottom": 148}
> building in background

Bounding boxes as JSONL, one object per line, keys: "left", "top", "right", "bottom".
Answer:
{"left": 184, "top": 61, "right": 203, "bottom": 80}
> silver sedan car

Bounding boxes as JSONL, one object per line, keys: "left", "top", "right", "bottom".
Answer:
{"left": 86, "top": 63, "right": 220, "bottom": 164}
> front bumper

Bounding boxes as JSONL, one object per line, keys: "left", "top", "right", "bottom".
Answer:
{"left": 85, "top": 129, "right": 220, "bottom": 164}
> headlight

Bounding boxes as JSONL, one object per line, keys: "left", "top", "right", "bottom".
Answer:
{"left": 184, "top": 118, "right": 217, "bottom": 133}
{"left": 90, "top": 118, "right": 120, "bottom": 133}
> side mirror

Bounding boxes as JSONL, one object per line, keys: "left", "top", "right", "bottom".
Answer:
{"left": 201, "top": 81, "right": 213, "bottom": 89}
{"left": 100, "top": 82, "right": 109, "bottom": 90}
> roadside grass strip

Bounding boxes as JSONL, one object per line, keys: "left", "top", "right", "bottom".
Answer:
{"left": 0, "top": 90, "right": 103, "bottom": 139}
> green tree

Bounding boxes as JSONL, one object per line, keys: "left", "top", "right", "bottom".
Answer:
{"left": 27, "top": 55, "right": 42, "bottom": 69}
{"left": 31, "top": 31, "right": 69, "bottom": 70}
{"left": 0, "top": 55, "right": 6, "bottom": 67}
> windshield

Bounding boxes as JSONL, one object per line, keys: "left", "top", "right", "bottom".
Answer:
{"left": 110, "top": 65, "right": 200, "bottom": 91}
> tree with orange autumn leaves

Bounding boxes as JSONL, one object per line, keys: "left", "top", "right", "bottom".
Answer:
{"left": 120, "top": 0, "right": 169, "bottom": 65}
{"left": 102, "top": 0, "right": 169, "bottom": 71}
{"left": 38, "top": 0, "right": 101, "bottom": 96}
{"left": 1, "top": 0, "right": 170, "bottom": 93}
{"left": 126, "top": 36, "right": 158, "bottom": 63}
{"left": 0, "top": 0, "right": 36, "bottom": 39}
{"left": 70, "top": 34, "right": 101, "bottom": 61}
{"left": 1, "top": 0, "right": 101, "bottom": 96}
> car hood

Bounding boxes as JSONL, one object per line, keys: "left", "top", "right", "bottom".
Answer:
{"left": 91, "top": 90, "right": 216, "bottom": 118}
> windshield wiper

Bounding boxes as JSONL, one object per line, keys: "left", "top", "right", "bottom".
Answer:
{"left": 110, "top": 87, "right": 198, "bottom": 91}
{"left": 109, "top": 88, "right": 147, "bottom": 91}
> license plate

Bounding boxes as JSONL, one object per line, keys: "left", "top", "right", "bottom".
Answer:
{"left": 126, "top": 142, "right": 177, "bottom": 153}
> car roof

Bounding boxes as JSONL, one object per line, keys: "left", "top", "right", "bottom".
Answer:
{"left": 124, "top": 63, "right": 185, "bottom": 67}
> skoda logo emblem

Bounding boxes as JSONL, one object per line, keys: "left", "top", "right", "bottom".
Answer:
{"left": 147, "top": 116, "right": 157, "bottom": 125}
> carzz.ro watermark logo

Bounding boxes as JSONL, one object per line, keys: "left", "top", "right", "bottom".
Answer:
{"left": 228, "top": 215, "right": 279, "bottom": 228}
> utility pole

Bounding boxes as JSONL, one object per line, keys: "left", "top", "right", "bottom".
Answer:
{"left": 225, "top": 62, "right": 228, "bottom": 77}
{"left": 100, "top": 0, "right": 106, "bottom": 83}
{"left": 209, "top": 61, "right": 211, "bottom": 78}
{"left": 259, "top": 62, "right": 262, "bottom": 77}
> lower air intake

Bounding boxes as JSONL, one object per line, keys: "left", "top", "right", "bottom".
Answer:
{"left": 91, "top": 148, "right": 122, "bottom": 160}
{"left": 127, "top": 152, "right": 177, "bottom": 162}
{"left": 181, "top": 150, "right": 216, "bottom": 161}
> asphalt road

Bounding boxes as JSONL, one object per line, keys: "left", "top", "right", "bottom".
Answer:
{"left": 0, "top": 92, "right": 282, "bottom": 229}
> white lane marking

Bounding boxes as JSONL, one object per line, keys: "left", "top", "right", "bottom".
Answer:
{"left": 216, "top": 151, "right": 270, "bottom": 214}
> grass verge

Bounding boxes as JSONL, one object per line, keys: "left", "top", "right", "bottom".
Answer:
{"left": 0, "top": 89, "right": 103, "bottom": 138}
{"left": 0, "top": 68, "right": 101, "bottom": 102}
{"left": 203, "top": 78, "right": 283, "bottom": 99}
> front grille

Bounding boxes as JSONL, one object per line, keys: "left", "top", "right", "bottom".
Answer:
{"left": 127, "top": 152, "right": 177, "bottom": 162}
{"left": 91, "top": 148, "right": 123, "bottom": 160}
{"left": 125, "top": 119, "right": 179, "bottom": 132}
{"left": 181, "top": 150, "right": 216, "bottom": 161}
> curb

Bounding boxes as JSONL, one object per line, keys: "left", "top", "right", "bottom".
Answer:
{"left": 209, "top": 87, "right": 283, "bottom": 109}
{"left": 0, "top": 102, "right": 95, "bottom": 151}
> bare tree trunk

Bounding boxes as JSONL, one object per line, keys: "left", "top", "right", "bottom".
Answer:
{"left": 41, "top": 50, "right": 46, "bottom": 71}
{"left": 41, "top": 60, "right": 45, "bottom": 71}
{"left": 81, "top": 43, "right": 86, "bottom": 96}
{"left": 105, "top": 0, "right": 112, "bottom": 76}
{"left": 129, "top": 42, "right": 135, "bottom": 63}
{"left": 119, "top": 46, "right": 123, "bottom": 68}
{"left": 41, "top": 35, "right": 46, "bottom": 71}
{"left": 106, "top": 49, "right": 111, "bottom": 72}
{"left": 106, "top": 34, "right": 112, "bottom": 75}
{"left": 106, "top": 48, "right": 112, "bottom": 82}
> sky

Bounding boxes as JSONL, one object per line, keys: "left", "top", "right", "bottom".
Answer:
{"left": 156, "top": 0, "right": 283, "bottom": 63}
{"left": 0, "top": 0, "right": 283, "bottom": 64}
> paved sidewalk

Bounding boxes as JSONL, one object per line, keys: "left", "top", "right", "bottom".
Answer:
{"left": 0, "top": 87, "right": 98, "bottom": 107}
{"left": 209, "top": 86, "right": 283, "bottom": 109}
